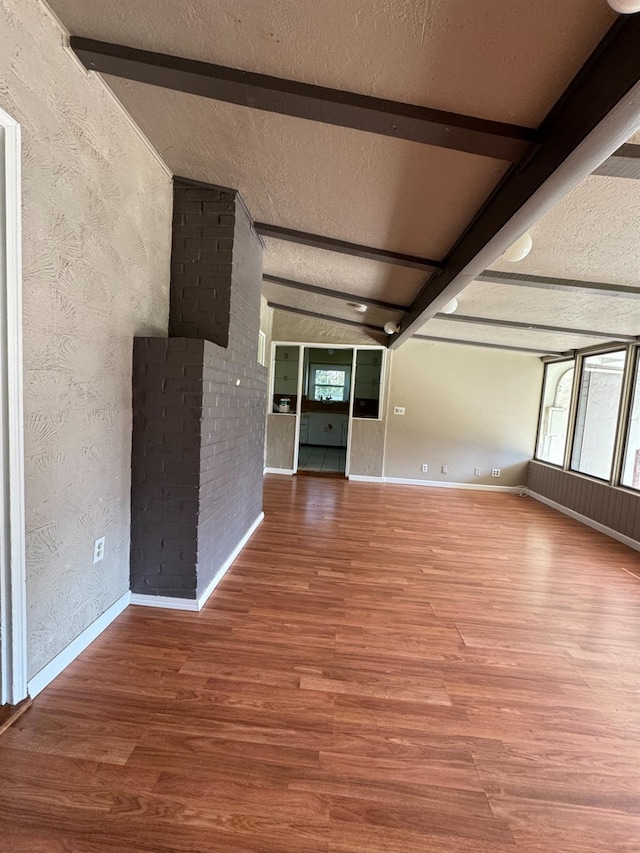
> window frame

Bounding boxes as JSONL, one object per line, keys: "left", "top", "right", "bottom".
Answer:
{"left": 310, "top": 364, "right": 351, "bottom": 402}
{"left": 534, "top": 342, "right": 640, "bottom": 493}
{"left": 568, "top": 347, "right": 628, "bottom": 483}
{"left": 617, "top": 347, "right": 640, "bottom": 493}
{"left": 533, "top": 357, "right": 576, "bottom": 469}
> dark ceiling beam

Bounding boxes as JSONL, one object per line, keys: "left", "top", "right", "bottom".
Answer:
{"left": 393, "top": 16, "right": 640, "bottom": 348}
{"left": 70, "top": 36, "right": 535, "bottom": 162}
{"left": 477, "top": 269, "right": 640, "bottom": 299}
{"left": 262, "top": 274, "right": 407, "bottom": 312}
{"left": 413, "top": 334, "right": 562, "bottom": 357}
{"left": 255, "top": 223, "right": 441, "bottom": 271}
{"left": 434, "top": 312, "right": 639, "bottom": 343}
{"left": 594, "top": 142, "right": 640, "bottom": 179}
{"left": 267, "top": 302, "right": 386, "bottom": 337}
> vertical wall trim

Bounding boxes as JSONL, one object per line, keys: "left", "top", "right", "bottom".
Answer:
{"left": 0, "top": 109, "right": 27, "bottom": 705}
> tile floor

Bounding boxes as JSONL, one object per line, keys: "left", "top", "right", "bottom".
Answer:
{"left": 298, "top": 443, "right": 346, "bottom": 473}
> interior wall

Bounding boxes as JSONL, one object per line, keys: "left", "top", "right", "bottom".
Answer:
{"left": 272, "top": 311, "right": 384, "bottom": 346}
{"left": 1, "top": 0, "right": 172, "bottom": 677}
{"left": 385, "top": 339, "right": 543, "bottom": 486}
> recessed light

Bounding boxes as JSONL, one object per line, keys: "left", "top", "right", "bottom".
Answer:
{"left": 349, "top": 303, "right": 368, "bottom": 313}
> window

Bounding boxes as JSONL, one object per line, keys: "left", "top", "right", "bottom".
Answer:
{"left": 571, "top": 350, "right": 626, "bottom": 481}
{"left": 621, "top": 353, "right": 640, "bottom": 490}
{"left": 535, "top": 360, "right": 575, "bottom": 465}
{"left": 311, "top": 367, "right": 350, "bottom": 402}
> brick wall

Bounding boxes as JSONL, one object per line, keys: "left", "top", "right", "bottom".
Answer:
{"left": 130, "top": 180, "right": 266, "bottom": 599}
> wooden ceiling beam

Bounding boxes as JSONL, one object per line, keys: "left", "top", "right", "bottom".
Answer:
{"left": 434, "top": 312, "right": 639, "bottom": 343}
{"left": 256, "top": 224, "right": 442, "bottom": 271}
{"left": 392, "top": 16, "right": 640, "bottom": 348}
{"left": 263, "top": 274, "right": 407, "bottom": 312}
{"left": 413, "top": 334, "right": 562, "bottom": 357}
{"left": 70, "top": 36, "right": 535, "bottom": 161}
{"left": 594, "top": 143, "right": 640, "bottom": 179}
{"left": 477, "top": 269, "right": 640, "bottom": 299}
{"left": 267, "top": 302, "right": 386, "bottom": 337}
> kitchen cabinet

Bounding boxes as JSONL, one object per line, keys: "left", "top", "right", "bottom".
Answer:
{"left": 302, "top": 412, "right": 348, "bottom": 447}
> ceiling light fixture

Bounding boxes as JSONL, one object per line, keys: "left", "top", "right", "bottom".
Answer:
{"left": 607, "top": 0, "right": 640, "bottom": 12}
{"left": 441, "top": 298, "right": 458, "bottom": 315}
{"left": 384, "top": 321, "right": 400, "bottom": 335}
{"left": 350, "top": 303, "right": 367, "bottom": 313}
{"left": 502, "top": 231, "right": 533, "bottom": 262}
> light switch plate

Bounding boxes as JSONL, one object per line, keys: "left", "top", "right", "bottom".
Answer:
{"left": 393, "top": 406, "right": 405, "bottom": 415}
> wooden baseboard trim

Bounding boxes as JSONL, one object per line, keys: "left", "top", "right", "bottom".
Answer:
{"left": 264, "top": 467, "right": 295, "bottom": 475}
{"left": 131, "top": 513, "right": 265, "bottom": 612}
{"left": 349, "top": 474, "right": 525, "bottom": 493}
{"left": 27, "top": 591, "right": 131, "bottom": 698}
{"left": 528, "top": 490, "right": 640, "bottom": 554}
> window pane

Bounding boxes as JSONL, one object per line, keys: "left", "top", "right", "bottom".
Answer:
{"left": 312, "top": 368, "right": 348, "bottom": 401}
{"left": 571, "top": 350, "right": 626, "bottom": 480}
{"left": 536, "top": 360, "right": 575, "bottom": 465}
{"left": 621, "top": 354, "right": 640, "bottom": 490}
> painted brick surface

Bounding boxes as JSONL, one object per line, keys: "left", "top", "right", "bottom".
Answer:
{"left": 131, "top": 181, "right": 267, "bottom": 599}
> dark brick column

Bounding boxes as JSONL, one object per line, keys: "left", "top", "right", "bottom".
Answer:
{"left": 130, "top": 180, "right": 266, "bottom": 600}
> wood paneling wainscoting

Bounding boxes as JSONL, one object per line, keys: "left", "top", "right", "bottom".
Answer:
{"left": 528, "top": 459, "right": 640, "bottom": 544}
{"left": 2, "top": 475, "right": 640, "bottom": 851}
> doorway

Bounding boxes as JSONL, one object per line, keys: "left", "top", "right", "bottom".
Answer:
{"left": 298, "top": 347, "right": 352, "bottom": 475}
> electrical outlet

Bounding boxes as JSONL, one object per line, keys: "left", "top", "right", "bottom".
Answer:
{"left": 421, "top": 464, "right": 428, "bottom": 473}
{"left": 491, "top": 468, "right": 501, "bottom": 478}
{"left": 474, "top": 467, "right": 481, "bottom": 477}
{"left": 441, "top": 464, "right": 448, "bottom": 474}
{"left": 393, "top": 406, "right": 405, "bottom": 415}
{"left": 93, "top": 536, "right": 105, "bottom": 564}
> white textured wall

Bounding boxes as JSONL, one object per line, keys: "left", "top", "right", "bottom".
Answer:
{"left": 385, "top": 340, "right": 543, "bottom": 486}
{"left": 1, "top": 0, "right": 172, "bottom": 678}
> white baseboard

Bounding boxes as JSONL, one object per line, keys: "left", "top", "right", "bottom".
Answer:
{"left": 130, "top": 512, "right": 265, "bottom": 612}
{"left": 27, "top": 591, "right": 131, "bottom": 698}
{"left": 528, "top": 491, "right": 640, "bottom": 554}
{"left": 129, "top": 593, "right": 200, "bottom": 611}
{"left": 349, "top": 474, "right": 524, "bottom": 493}
{"left": 264, "top": 467, "right": 294, "bottom": 475}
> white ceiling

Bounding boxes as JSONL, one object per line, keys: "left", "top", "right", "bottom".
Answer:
{"left": 46, "top": 0, "right": 640, "bottom": 357}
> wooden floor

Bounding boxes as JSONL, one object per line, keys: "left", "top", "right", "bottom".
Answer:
{"left": 3, "top": 475, "right": 640, "bottom": 851}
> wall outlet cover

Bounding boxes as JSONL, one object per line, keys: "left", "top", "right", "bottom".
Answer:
{"left": 93, "top": 536, "right": 105, "bottom": 564}
{"left": 421, "top": 464, "right": 428, "bottom": 473}
{"left": 441, "top": 464, "right": 448, "bottom": 474}
{"left": 491, "top": 468, "right": 501, "bottom": 477}
{"left": 474, "top": 467, "right": 481, "bottom": 476}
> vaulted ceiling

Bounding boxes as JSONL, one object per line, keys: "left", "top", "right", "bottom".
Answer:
{"left": 48, "top": 0, "right": 640, "bottom": 356}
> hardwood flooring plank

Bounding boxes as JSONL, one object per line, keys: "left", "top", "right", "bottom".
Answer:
{"left": 4, "top": 475, "right": 640, "bottom": 851}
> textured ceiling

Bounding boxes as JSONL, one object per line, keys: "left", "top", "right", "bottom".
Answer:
{"left": 262, "top": 241, "right": 427, "bottom": 307}
{"left": 45, "top": 0, "right": 637, "bottom": 356}
{"left": 101, "top": 78, "right": 509, "bottom": 258}
{"left": 48, "top": 0, "right": 614, "bottom": 125}
{"left": 488, "top": 174, "right": 640, "bottom": 287}
{"left": 262, "top": 281, "right": 404, "bottom": 329}
{"left": 455, "top": 281, "right": 640, "bottom": 337}
{"left": 420, "top": 318, "right": 611, "bottom": 354}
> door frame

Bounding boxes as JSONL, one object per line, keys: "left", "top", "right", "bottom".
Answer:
{"left": 269, "top": 341, "right": 387, "bottom": 477}
{"left": 0, "top": 107, "right": 28, "bottom": 705}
